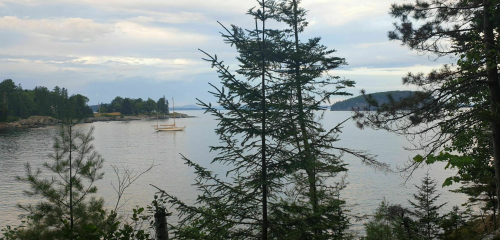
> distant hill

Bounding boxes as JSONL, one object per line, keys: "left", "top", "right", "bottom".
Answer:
{"left": 175, "top": 104, "right": 204, "bottom": 110}
{"left": 330, "top": 91, "right": 416, "bottom": 111}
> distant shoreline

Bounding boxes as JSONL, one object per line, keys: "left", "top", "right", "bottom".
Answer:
{"left": 0, "top": 112, "right": 196, "bottom": 131}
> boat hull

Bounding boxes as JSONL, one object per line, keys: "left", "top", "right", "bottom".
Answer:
{"left": 155, "top": 127, "right": 185, "bottom": 131}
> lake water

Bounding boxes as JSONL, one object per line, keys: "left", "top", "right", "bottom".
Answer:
{"left": 0, "top": 110, "right": 466, "bottom": 233}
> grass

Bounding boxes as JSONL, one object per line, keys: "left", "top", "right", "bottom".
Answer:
{"left": 94, "top": 112, "right": 121, "bottom": 117}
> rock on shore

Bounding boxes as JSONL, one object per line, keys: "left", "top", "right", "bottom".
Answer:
{"left": 0, "top": 116, "right": 61, "bottom": 130}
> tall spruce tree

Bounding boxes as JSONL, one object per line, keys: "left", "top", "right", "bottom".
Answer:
{"left": 265, "top": 1, "right": 383, "bottom": 238}
{"left": 156, "top": 1, "right": 280, "bottom": 238}
{"left": 409, "top": 174, "right": 446, "bottom": 240}
{"left": 155, "top": 0, "right": 379, "bottom": 239}
{"left": 353, "top": 0, "right": 500, "bottom": 212}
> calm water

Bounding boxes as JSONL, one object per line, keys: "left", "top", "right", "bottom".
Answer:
{"left": 0, "top": 110, "right": 466, "bottom": 232}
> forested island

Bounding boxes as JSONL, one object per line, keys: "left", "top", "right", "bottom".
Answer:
{"left": 0, "top": 79, "right": 187, "bottom": 129}
{"left": 330, "top": 91, "right": 416, "bottom": 111}
{"left": 93, "top": 96, "right": 170, "bottom": 116}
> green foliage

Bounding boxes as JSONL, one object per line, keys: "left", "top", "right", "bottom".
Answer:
{"left": 14, "top": 121, "right": 106, "bottom": 238}
{"left": 364, "top": 200, "right": 421, "bottom": 240}
{"left": 109, "top": 96, "right": 123, "bottom": 113}
{"left": 102, "top": 208, "right": 153, "bottom": 240}
{"left": 270, "top": 180, "right": 353, "bottom": 240}
{"left": 422, "top": 122, "right": 498, "bottom": 230}
{"left": 153, "top": 0, "right": 378, "bottom": 239}
{"left": 440, "top": 206, "right": 477, "bottom": 240}
{"left": 144, "top": 98, "right": 156, "bottom": 115}
{"left": 364, "top": 175, "right": 446, "bottom": 240}
{"left": 364, "top": 200, "right": 394, "bottom": 240}
{"left": 98, "top": 96, "right": 169, "bottom": 116}
{"left": 0, "top": 225, "right": 21, "bottom": 240}
{"left": 353, "top": 0, "right": 500, "bottom": 221}
{"left": 0, "top": 79, "right": 93, "bottom": 122}
{"left": 409, "top": 174, "right": 446, "bottom": 240}
{"left": 156, "top": 96, "right": 168, "bottom": 114}
{"left": 2, "top": 121, "right": 160, "bottom": 240}
{"left": 121, "top": 98, "right": 133, "bottom": 115}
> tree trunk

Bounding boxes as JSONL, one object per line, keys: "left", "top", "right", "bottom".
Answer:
{"left": 69, "top": 121, "right": 74, "bottom": 230}
{"left": 261, "top": 1, "right": 268, "bottom": 239}
{"left": 155, "top": 210, "right": 169, "bottom": 240}
{"left": 291, "top": 0, "right": 318, "bottom": 215}
{"left": 483, "top": 0, "right": 500, "bottom": 216}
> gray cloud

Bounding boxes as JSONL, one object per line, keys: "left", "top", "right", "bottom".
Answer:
{"left": 0, "top": 17, "right": 113, "bottom": 42}
{"left": 0, "top": 0, "right": 452, "bottom": 106}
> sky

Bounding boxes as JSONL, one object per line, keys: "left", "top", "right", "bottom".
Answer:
{"left": 0, "top": 0, "right": 456, "bottom": 106}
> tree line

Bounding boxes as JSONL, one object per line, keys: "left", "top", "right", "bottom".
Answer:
{"left": 0, "top": 79, "right": 93, "bottom": 122}
{"left": 97, "top": 96, "right": 169, "bottom": 116}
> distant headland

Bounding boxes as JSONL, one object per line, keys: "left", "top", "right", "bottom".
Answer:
{"left": 330, "top": 91, "right": 416, "bottom": 111}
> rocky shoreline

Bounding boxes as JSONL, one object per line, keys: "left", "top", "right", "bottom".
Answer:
{"left": 0, "top": 113, "right": 195, "bottom": 130}
{"left": 85, "top": 116, "right": 143, "bottom": 123}
{"left": 0, "top": 116, "right": 61, "bottom": 130}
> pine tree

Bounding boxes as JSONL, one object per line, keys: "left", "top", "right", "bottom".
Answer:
{"left": 409, "top": 173, "right": 446, "bottom": 240}
{"left": 364, "top": 200, "right": 396, "bottom": 240}
{"left": 15, "top": 119, "right": 106, "bottom": 239}
{"left": 121, "top": 98, "right": 133, "bottom": 115}
{"left": 353, "top": 0, "right": 500, "bottom": 213}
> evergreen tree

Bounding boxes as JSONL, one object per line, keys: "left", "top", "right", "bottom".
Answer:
{"left": 409, "top": 174, "right": 446, "bottom": 240}
{"left": 0, "top": 79, "right": 16, "bottom": 121}
{"left": 15, "top": 120, "right": 106, "bottom": 239}
{"left": 353, "top": 0, "right": 500, "bottom": 213}
{"left": 154, "top": 0, "right": 379, "bottom": 239}
{"left": 364, "top": 200, "right": 397, "bottom": 240}
{"left": 158, "top": 1, "right": 280, "bottom": 238}
{"left": 440, "top": 206, "right": 474, "bottom": 240}
{"left": 121, "top": 98, "right": 133, "bottom": 115}
{"left": 144, "top": 98, "right": 156, "bottom": 116}
{"left": 157, "top": 96, "right": 167, "bottom": 114}
{"left": 364, "top": 200, "right": 419, "bottom": 240}
{"left": 33, "top": 86, "right": 52, "bottom": 116}
{"left": 267, "top": 1, "right": 385, "bottom": 238}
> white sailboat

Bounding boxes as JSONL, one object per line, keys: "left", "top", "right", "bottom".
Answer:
{"left": 152, "top": 98, "right": 185, "bottom": 131}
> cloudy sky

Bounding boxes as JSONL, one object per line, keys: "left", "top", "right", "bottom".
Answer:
{"left": 0, "top": 0, "right": 455, "bottom": 106}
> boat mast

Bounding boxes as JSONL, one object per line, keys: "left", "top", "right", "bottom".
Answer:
{"left": 172, "top": 98, "right": 176, "bottom": 127}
